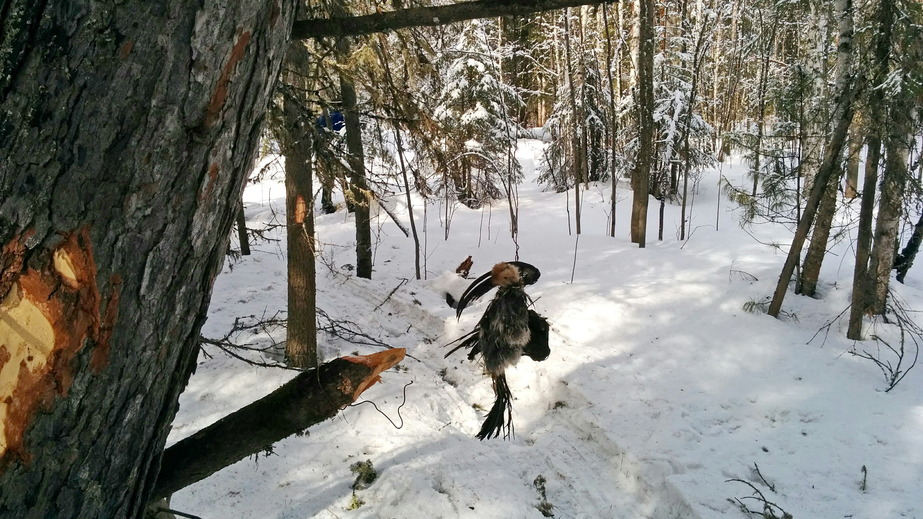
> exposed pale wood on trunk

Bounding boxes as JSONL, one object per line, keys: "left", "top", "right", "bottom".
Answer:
{"left": 0, "top": 2, "right": 298, "bottom": 517}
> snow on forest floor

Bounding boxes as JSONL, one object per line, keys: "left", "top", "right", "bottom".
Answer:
{"left": 169, "top": 139, "right": 923, "bottom": 519}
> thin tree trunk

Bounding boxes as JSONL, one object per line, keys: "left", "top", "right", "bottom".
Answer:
{"left": 336, "top": 37, "right": 374, "bottom": 279}
{"left": 680, "top": 6, "right": 709, "bottom": 242}
{"left": 767, "top": 58, "right": 856, "bottom": 317}
{"left": 895, "top": 212, "right": 923, "bottom": 283}
{"left": 847, "top": 138, "right": 881, "bottom": 339}
{"left": 800, "top": 0, "right": 831, "bottom": 196}
{"left": 563, "top": 8, "right": 583, "bottom": 235}
{"left": 751, "top": 15, "right": 776, "bottom": 197}
{"left": 394, "top": 127, "right": 422, "bottom": 280}
{"left": 844, "top": 129, "right": 862, "bottom": 198}
{"left": 602, "top": 3, "right": 619, "bottom": 238}
{"left": 280, "top": 42, "right": 319, "bottom": 369}
{"left": 151, "top": 349, "right": 405, "bottom": 501}
{"left": 236, "top": 202, "right": 251, "bottom": 256}
{"left": 799, "top": 167, "right": 841, "bottom": 297}
{"left": 631, "top": 0, "right": 654, "bottom": 247}
{"left": 865, "top": 0, "right": 905, "bottom": 316}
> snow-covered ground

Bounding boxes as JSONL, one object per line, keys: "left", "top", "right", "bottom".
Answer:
{"left": 169, "top": 140, "right": 922, "bottom": 518}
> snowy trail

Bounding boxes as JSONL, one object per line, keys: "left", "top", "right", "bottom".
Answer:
{"left": 328, "top": 272, "right": 702, "bottom": 519}
{"left": 170, "top": 140, "right": 923, "bottom": 518}
{"left": 176, "top": 252, "right": 704, "bottom": 517}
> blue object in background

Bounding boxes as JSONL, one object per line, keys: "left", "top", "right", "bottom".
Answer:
{"left": 316, "top": 111, "right": 345, "bottom": 132}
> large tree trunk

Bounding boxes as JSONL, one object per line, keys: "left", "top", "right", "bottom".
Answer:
{"left": 280, "top": 42, "right": 319, "bottom": 369}
{"left": 0, "top": 1, "right": 296, "bottom": 518}
{"left": 0, "top": 2, "right": 626, "bottom": 517}
{"left": 630, "top": 0, "right": 655, "bottom": 248}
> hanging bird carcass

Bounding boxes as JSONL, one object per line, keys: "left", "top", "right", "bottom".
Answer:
{"left": 445, "top": 261, "right": 551, "bottom": 440}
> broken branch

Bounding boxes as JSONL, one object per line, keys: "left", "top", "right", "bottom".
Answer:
{"left": 151, "top": 349, "right": 405, "bottom": 501}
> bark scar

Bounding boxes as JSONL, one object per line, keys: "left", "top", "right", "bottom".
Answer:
{"left": 0, "top": 227, "right": 118, "bottom": 468}
{"left": 201, "top": 162, "right": 220, "bottom": 201}
{"left": 204, "top": 29, "right": 252, "bottom": 127}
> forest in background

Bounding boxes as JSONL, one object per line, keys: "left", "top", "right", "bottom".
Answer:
{"left": 273, "top": 0, "right": 923, "bottom": 368}
{"left": 2, "top": 1, "right": 922, "bottom": 517}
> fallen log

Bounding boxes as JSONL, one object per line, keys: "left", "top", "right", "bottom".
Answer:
{"left": 150, "top": 348, "right": 405, "bottom": 501}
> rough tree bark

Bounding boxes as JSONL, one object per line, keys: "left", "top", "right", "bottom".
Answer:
{"left": 0, "top": 1, "right": 297, "bottom": 518}
{"left": 868, "top": 131, "right": 910, "bottom": 313}
{"left": 630, "top": 0, "right": 654, "bottom": 247}
{"left": 861, "top": 0, "right": 907, "bottom": 317}
{"left": 847, "top": 138, "right": 881, "bottom": 339}
{"left": 337, "top": 36, "right": 374, "bottom": 279}
{"left": 280, "top": 41, "right": 319, "bottom": 369}
{"left": 1, "top": 2, "right": 617, "bottom": 517}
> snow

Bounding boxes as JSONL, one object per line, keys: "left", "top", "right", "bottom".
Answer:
{"left": 168, "top": 139, "right": 923, "bottom": 518}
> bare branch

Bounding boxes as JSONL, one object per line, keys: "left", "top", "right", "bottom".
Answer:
{"left": 292, "top": 0, "right": 617, "bottom": 40}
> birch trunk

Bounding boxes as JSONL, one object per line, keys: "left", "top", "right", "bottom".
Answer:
{"left": 767, "top": 0, "right": 856, "bottom": 317}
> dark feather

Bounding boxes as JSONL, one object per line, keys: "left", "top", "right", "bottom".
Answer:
{"left": 455, "top": 269, "right": 495, "bottom": 319}
{"left": 455, "top": 261, "right": 541, "bottom": 319}
{"left": 444, "top": 329, "right": 479, "bottom": 359}
{"left": 476, "top": 374, "right": 514, "bottom": 440}
{"left": 443, "top": 260, "right": 549, "bottom": 440}
{"left": 523, "top": 311, "right": 550, "bottom": 362}
{"left": 479, "top": 286, "right": 530, "bottom": 375}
